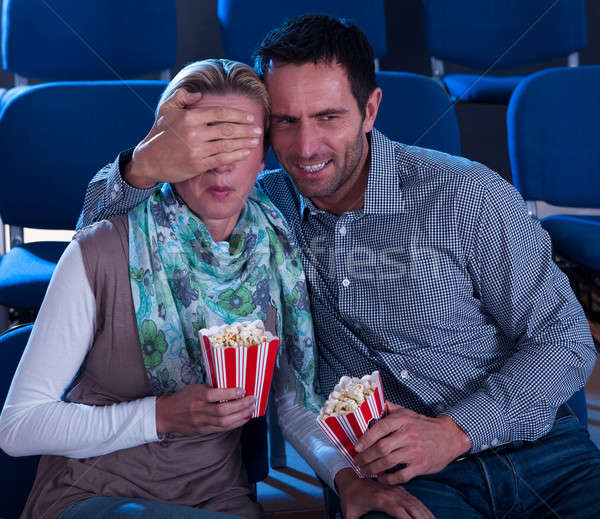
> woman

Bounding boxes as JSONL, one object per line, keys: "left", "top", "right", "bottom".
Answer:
{"left": 0, "top": 60, "right": 320, "bottom": 519}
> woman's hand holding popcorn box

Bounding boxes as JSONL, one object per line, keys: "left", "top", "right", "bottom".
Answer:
{"left": 199, "top": 320, "right": 279, "bottom": 418}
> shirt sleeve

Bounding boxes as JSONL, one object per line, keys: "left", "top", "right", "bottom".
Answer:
{"left": 272, "top": 351, "right": 351, "bottom": 491}
{"left": 0, "top": 240, "right": 159, "bottom": 458}
{"left": 443, "top": 177, "right": 597, "bottom": 453}
{"left": 76, "top": 149, "right": 158, "bottom": 230}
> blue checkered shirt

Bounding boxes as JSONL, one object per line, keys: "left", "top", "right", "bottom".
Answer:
{"left": 79, "top": 128, "right": 596, "bottom": 454}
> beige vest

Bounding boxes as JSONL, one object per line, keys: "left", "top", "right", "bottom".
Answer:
{"left": 21, "top": 216, "right": 262, "bottom": 519}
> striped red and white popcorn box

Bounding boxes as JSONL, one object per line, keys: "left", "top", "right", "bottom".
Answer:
{"left": 199, "top": 320, "right": 279, "bottom": 418}
{"left": 316, "top": 371, "right": 386, "bottom": 478}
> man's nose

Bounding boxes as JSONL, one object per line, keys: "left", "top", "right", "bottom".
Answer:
{"left": 295, "top": 122, "right": 319, "bottom": 159}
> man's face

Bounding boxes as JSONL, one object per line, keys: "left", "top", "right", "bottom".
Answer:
{"left": 265, "top": 62, "right": 380, "bottom": 209}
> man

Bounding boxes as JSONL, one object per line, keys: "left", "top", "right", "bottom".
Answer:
{"left": 79, "top": 15, "right": 600, "bottom": 519}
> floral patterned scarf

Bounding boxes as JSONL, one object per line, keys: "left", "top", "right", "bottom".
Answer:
{"left": 128, "top": 183, "right": 320, "bottom": 411}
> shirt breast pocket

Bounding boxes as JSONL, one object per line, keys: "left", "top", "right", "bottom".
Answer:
{"left": 362, "top": 244, "right": 463, "bottom": 328}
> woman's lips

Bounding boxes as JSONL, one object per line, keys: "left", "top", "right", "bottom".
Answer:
{"left": 207, "top": 186, "right": 234, "bottom": 199}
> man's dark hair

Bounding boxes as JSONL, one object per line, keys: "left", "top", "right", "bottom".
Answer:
{"left": 253, "top": 14, "right": 377, "bottom": 117}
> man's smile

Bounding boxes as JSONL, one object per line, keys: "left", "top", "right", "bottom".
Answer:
{"left": 297, "top": 160, "right": 332, "bottom": 173}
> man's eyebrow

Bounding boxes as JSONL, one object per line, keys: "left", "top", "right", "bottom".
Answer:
{"left": 312, "top": 108, "right": 348, "bottom": 117}
{"left": 271, "top": 108, "right": 349, "bottom": 120}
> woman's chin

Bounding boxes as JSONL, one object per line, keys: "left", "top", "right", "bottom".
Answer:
{"left": 188, "top": 202, "right": 245, "bottom": 228}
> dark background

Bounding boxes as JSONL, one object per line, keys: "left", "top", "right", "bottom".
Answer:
{"left": 1, "top": 0, "right": 598, "bottom": 182}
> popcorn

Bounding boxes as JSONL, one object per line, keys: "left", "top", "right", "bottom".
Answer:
{"left": 317, "top": 371, "right": 386, "bottom": 478}
{"left": 207, "top": 322, "right": 270, "bottom": 348}
{"left": 199, "top": 320, "right": 279, "bottom": 417}
{"left": 321, "top": 376, "right": 377, "bottom": 418}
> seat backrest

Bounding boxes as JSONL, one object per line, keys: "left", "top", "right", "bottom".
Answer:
{"left": 1, "top": 0, "right": 176, "bottom": 80}
{"left": 217, "top": 0, "right": 387, "bottom": 66}
{"left": 241, "top": 415, "right": 268, "bottom": 484}
{"left": 422, "top": 0, "right": 587, "bottom": 70}
{"left": 507, "top": 66, "right": 600, "bottom": 208}
{"left": 0, "top": 81, "right": 166, "bottom": 229}
{"left": 375, "top": 71, "right": 461, "bottom": 156}
{"left": 567, "top": 388, "right": 588, "bottom": 427}
{"left": 0, "top": 324, "right": 38, "bottom": 519}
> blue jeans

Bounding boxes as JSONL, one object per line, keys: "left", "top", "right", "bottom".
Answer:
{"left": 58, "top": 497, "right": 245, "bottom": 519}
{"left": 361, "top": 414, "right": 600, "bottom": 518}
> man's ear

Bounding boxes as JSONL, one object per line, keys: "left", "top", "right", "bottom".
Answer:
{"left": 362, "top": 87, "right": 382, "bottom": 134}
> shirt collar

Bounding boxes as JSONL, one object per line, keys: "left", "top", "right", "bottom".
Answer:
{"left": 363, "top": 128, "right": 404, "bottom": 215}
{"left": 298, "top": 127, "right": 405, "bottom": 219}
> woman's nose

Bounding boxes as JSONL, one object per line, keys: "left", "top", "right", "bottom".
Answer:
{"left": 211, "top": 163, "right": 234, "bottom": 174}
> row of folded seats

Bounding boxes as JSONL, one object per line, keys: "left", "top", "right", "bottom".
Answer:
{"left": 0, "top": 0, "right": 598, "bottom": 517}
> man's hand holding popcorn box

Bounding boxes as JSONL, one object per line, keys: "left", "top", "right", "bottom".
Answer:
{"left": 317, "top": 371, "right": 386, "bottom": 478}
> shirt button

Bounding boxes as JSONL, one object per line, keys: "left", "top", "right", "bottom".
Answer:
{"left": 113, "top": 183, "right": 120, "bottom": 192}
{"left": 434, "top": 403, "right": 445, "bottom": 413}
{"left": 491, "top": 438, "right": 499, "bottom": 446}
{"left": 339, "top": 225, "right": 347, "bottom": 236}
{"left": 400, "top": 370, "right": 409, "bottom": 379}
{"left": 342, "top": 278, "right": 350, "bottom": 287}
{"left": 481, "top": 444, "right": 489, "bottom": 450}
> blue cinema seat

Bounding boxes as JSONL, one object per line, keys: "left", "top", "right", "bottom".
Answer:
{"left": 0, "top": 324, "right": 38, "bottom": 519}
{"left": 1, "top": 0, "right": 176, "bottom": 82}
{"left": 421, "top": 0, "right": 587, "bottom": 104}
{"left": 217, "top": 0, "right": 387, "bottom": 67}
{"left": 507, "top": 66, "right": 600, "bottom": 272}
{"left": 0, "top": 0, "right": 178, "bottom": 319}
{"left": 0, "top": 323, "right": 267, "bottom": 518}
{"left": 375, "top": 71, "right": 461, "bottom": 156}
{"left": 0, "top": 81, "right": 167, "bottom": 310}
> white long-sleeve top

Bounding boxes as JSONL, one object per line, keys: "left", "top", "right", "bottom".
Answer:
{"left": 0, "top": 240, "right": 350, "bottom": 489}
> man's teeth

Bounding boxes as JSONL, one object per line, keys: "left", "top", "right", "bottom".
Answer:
{"left": 298, "top": 160, "right": 329, "bottom": 172}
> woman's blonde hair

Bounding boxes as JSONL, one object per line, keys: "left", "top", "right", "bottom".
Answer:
{"left": 158, "top": 59, "right": 271, "bottom": 135}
